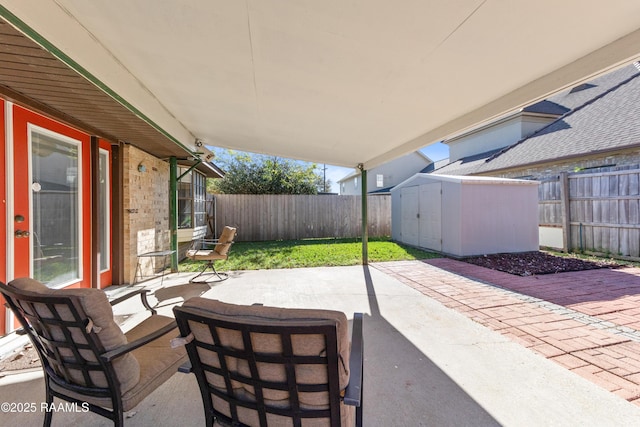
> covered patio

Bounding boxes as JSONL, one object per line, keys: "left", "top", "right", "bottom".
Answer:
{"left": 3, "top": 263, "right": 640, "bottom": 426}
{"left": 1, "top": 1, "right": 640, "bottom": 286}
{"left": 3, "top": 2, "right": 640, "bottom": 425}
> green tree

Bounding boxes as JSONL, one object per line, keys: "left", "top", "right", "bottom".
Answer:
{"left": 209, "top": 151, "right": 324, "bottom": 195}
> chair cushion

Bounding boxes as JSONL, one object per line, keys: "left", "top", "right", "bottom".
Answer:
{"left": 214, "top": 226, "right": 236, "bottom": 256}
{"left": 181, "top": 298, "right": 351, "bottom": 411}
{"left": 51, "top": 314, "right": 187, "bottom": 411}
{"left": 185, "top": 249, "right": 227, "bottom": 261}
{"left": 214, "top": 395, "right": 355, "bottom": 427}
{"left": 8, "top": 278, "right": 140, "bottom": 394}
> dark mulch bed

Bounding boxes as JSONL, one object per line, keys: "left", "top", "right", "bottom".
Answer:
{"left": 462, "top": 251, "right": 621, "bottom": 276}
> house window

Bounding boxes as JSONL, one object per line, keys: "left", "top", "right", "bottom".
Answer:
{"left": 178, "top": 168, "right": 207, "bottom": 229}
{"left": 377, "top": 174, "right": 384, "bottom": 188}
{"left": 354, "top": 177, "right": 358, "bottom": 189}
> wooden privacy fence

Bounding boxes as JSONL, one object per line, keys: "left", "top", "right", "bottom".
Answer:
{"left": 214, "top": 194, "right": 391, "bottom": 242}
{"left": 539, "top": 168, "right": 640, "bottom": 257}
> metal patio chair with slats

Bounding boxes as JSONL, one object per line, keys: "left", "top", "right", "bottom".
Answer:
{"left": 0, "top": 278, "right": 187, "bottom": 427}
{"left": 172, "top": 298, "right": 363, "bottom": 427}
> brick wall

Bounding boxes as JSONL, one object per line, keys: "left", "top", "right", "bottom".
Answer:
{"left": 122, "top": 145, "right": 170, "bottom": 283}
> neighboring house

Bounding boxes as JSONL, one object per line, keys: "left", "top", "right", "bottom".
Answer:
{"left": 444, "top": 101, "right": 567, "bottom": 169}
{"left": 338, "top": 151, "right": 434, "bottom": 195}
{"left": 430, "top": 63, "right": 640, "bottom": 252}
{"left": 435, "top": 64, "right": 640, "bottom": 178}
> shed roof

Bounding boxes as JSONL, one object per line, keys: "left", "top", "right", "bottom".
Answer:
{"left": 392, "top": 173, "right": 537, "bottom": 192}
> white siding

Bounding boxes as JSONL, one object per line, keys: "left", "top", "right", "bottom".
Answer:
{"left": 447, "top": 114, "right": 556, "bottom": 162}
{"left": 448, "top": 118, "right": 523, "bottom": 162}
{"left": 339, "top": 151, "right": 432, "bottom": 195}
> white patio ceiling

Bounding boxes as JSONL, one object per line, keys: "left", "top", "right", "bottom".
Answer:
{"left": 3, "top": 1, "right": 640, "bottom": 169}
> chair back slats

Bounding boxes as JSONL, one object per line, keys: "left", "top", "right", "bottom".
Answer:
{"left": 1, "top": 279, "right": 188, "bottom": 427}
{"left": 239, "top": 328, "right": 268, "bottom": 426}
{"left": 205, "top": 320, "right": 242, "bottom": 423}
{"left": 175, "top": 305, "right": 344, "bottom": 427}
{"left": 31, "top": 300, "right": 103, "bottom": 389}
{"left": 279, "top": 332, "right": 302, "bottom": 426}
{"left": 0, "top": 283, "right": 117, "bottom": 395}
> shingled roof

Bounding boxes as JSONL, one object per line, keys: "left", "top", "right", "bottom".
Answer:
{"left": 521, "top": 100, "right": 569, "bottom": 115}
{"left": 432, "top": 148, "right": 504, "bottom": 175}
{"left": 543, "top": 64, "right": 639, "bottom": 110}
{"left": 435, "top": 64, "right": 640, "bottom": 175}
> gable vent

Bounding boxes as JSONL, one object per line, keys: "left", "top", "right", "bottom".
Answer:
{"left": 569, "top": 83, "right": 597, "bottom": 93}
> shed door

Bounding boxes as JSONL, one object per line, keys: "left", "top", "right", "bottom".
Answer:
{"left": 419, "top": 183, "right": 442, "bottom": 251}
{"left": 400, "top": 186, "right": 419, "bottom": 246}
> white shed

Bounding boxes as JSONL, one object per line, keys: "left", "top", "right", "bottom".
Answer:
{"left": 391, "top": 174, "right": 539, "bottom": 257}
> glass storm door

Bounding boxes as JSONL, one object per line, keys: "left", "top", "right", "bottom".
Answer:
{"left": 30, "top": 127, "right": 81, "bottom": 285}
{"left": 12, "top": 105, "right": 90, "bottom": 289}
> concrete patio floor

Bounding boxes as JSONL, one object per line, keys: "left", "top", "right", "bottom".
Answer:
{"left": 2, "top": 261, "right": 640, "bottom": 426}
{"left": 376, "top": 258, "right": 640, "bottom": 406}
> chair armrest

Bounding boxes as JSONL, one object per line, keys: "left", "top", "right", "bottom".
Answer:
{"left": 202, "top": 239, "right": 234, "bottom": 247}
{"left": 201, "top": 239, "right": 220, "bottom": 244}
{"left": 100, "top": 320, "right": 178, "bottom": 362}
{"left": 108, "top": 288, "right": 148, "bottom": 306}
{"left": 343, "top": 312, "right": 363, "bottom": 407}
{"left": 188, "top": 238, "right": 219, "bottom": 250}
{"left": 198, "top": 239, "right": 234, "bottom": 250}
{"left": 108, "top": 288, "right": 157, "bottom": 315}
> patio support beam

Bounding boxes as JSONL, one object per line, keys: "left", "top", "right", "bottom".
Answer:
{"left": 178, "top": 160, "right": 201, "bottom": 181}
{"left": 358, "top": 164, "right": 368, "bottom": 265}
{"left": 169, "top": 156, "right": 178, "bottom": 272}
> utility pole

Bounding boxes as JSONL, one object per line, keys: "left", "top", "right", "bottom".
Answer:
{"left": 322, "top": 164, "right": 328, "bottom": 192}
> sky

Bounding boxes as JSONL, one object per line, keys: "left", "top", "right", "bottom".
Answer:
{"left": 322, "top": 142, "right": 449, "bottom": 193}
{"left": 209, "top": 141, "right": 449, "bottom": 193}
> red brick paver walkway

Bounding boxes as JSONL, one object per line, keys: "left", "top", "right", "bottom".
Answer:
{"left": 373, "top": 259, "right": 640, "bottom": 405}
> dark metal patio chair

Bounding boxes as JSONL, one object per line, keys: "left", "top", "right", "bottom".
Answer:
{"left": 186, "top": 226, "right": 237, "bottom": 283}
{"left": 0, "top": 278, "right": 188, "bottom": 427}
{"left": 172, "top": 298, "right": 363, "bottom": 427}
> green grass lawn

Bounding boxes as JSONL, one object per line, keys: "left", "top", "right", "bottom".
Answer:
{"left": 179, "top": 237, "right": 440, "bottom": 272}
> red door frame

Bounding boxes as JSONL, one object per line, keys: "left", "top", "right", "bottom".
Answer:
{"left": 0, "top": 100, "right": 6, "bottom": 333}
{"left": 1, "top": 104, "right": 115, "bottom": 334}
{"left": 12, "top": 105, "right": 92, "bottom": 289}
{"left": 98, "top": 138, "right": 113, "bottom": 288}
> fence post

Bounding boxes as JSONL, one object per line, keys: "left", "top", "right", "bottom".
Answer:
{"left": 359, "top": 164, "right": 368, "bottom": 265}
{"left": 560, "top": 172, "right": 571, "bottom": 252}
